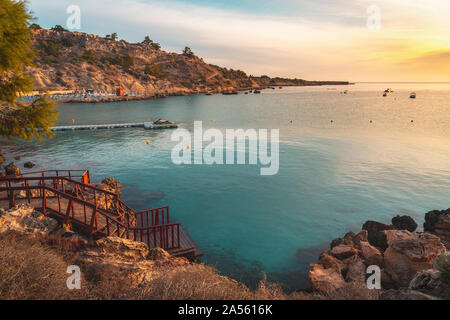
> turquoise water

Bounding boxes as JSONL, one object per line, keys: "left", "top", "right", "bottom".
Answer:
{"left": 3, "top": 83, "right": 450, "bottom": 290}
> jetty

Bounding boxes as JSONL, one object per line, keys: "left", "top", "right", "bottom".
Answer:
{"left": 0, "top": 170, "right": 202, "bottom": 259}
{"left": 51, "top": 122, "right": 178, "bottom": 131}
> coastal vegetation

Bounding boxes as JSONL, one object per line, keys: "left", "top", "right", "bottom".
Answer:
{"left": 0, "top": 0, "right": 58, "bottom": 140}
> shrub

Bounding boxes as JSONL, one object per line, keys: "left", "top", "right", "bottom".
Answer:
{"left": 144, "top": 63, "right": 163, "bottom": 78}
{"left": 80, "top": 50, "right": 99, "bottom": 64}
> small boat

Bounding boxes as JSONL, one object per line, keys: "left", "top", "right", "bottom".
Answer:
{"left": 410, "top": 92, "right": 416, "bottom": 99}
{"left": 144, "top": 119, "right": 178, "bottom": 129}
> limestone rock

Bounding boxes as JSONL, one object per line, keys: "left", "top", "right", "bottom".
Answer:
{"left": 330, "top": 244, "right": 358, "bottom": 260}
{"left": 362, "top": 221, "right": 395, "bottom": 251}
{"left": 0, "top": 204, "right": 58, "bottom": 235}
{"left": 352, "top": 230, "right": 368, "bottom": 249}
{"left": 409, "top": 269, "right": 447, "bottom": 297}
{"left": 318, "top": 252, "right": 345, "bottom": 274}
{"left": 424, "top": 208, "right": 450, "bottom": 249}
{"left": 93, "top": 236, "right": 149, "bottom": 262}
{"left": 383, "top": 230, "right": 446, "bottom": 287}
{"left": 344, "top": 255, "right": 366, "bottom": 284}
{"left": 309, "top": 263, "right": 346, "bottom": 294}
{"left": 360, "top": 241, "right": 383, "bottom": 267}
{"left": 4, "top": 162, "right": 20, "bottom": 176}
{"left": 24, "top": 161, "right": 36, "bottom": 168}
{"left": 392, "top": 215, "right": 418, "bottom": 232}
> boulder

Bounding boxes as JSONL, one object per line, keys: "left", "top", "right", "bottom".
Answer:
{"left": 318, "top": 252, "right": 345, "bottom": 274}
{"left": 309, "top": 263, "right": 346, "bottom": 295}
{"left": 93, "top": 236, "right": 149, "bottom": 262}
{"left": 383, "top": 230, "right": 446, "bottom": 287}
{"left": 14, "top": 156, "right": 21, "bottom": 160}
{"left": 99, "top": 177, "right": 121, "bottom": 196}
{"left": 424, "top": 208, "right": 450, "bottom": 249}
{"left": 24, "top": 161, "right": 36, "bottom": 168}
{"left": 362, "top": 221, "right": 395, "bottom": 250}
{"left": 392, "top": 215, "right": 418, "bottom": 232}
{"left": 330, "top": 231, "right": 356, "bottom": 249}
{"left": 77, "top": 237, "right": 189, "bottom": 287}
{"left": 4, "top": 162, "right": 20, "bottom": 176}
{"left": 360, "top": 241, "right": 383, "bottom": 267}
{"left": 380, "top": 289, "right": 439, "bottom": 300}
{"left": 0, "top": 204, "right": 58, "bottom": 235}
{"left": 409, "top": 269, "right": 447, "bottom": 298}
{"left": 352, "top": 230, "right": 368, "bottom": 249}
{"left": 330, "top": 244, "right": 359, "bottom": 260}
{"left": 344, "top": 255, "right": 366, "bottom": 284}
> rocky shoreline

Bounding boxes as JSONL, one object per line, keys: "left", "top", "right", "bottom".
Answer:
{"left": 308, "top": 211, "right": 449, "bottom": 300}
{"left": 0, "top": 152, "right": 448, "bottom": 299}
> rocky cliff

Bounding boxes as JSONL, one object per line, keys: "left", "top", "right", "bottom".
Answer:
{"left": 28, "top": 28, "right": 348, "bottom": 96}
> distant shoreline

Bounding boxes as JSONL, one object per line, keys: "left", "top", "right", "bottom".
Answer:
{"left": 61, "top": 83, "right": 351, "bottom": 104}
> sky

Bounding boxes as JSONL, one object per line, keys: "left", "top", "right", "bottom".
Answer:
{"left": 28, "top": 0, "right": 450, "bottom": 82}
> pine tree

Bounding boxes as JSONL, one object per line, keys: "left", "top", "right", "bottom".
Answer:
{"left": 0, "top": 0, "right": 58, "bottom": 140}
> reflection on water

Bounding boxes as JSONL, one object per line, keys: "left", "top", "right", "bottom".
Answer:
{"left": 1, "top": 83, "right": 450, "bottom": 290}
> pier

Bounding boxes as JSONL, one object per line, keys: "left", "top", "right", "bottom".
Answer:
{"left": 50, "top": 122, "right": 178, "bottom": 131}
{"left": 0, "top": 170, "right": 201, "bottom": 259}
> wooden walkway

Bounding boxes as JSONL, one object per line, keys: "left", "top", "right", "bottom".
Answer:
{"left": 0, "top": 171, "right": 201, "bottom": 259}
{"left": 50, "top": 122, "right": 177, "bottom": 131}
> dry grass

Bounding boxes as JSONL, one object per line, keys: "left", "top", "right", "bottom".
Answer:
{"left": 0, "top": 233, "right": 86, "bottom": 300}
{"left": 0, "top": 233, "right": 380, "bottom": 300}
{"left": 124, "top": 264, "right": 292, "bottom": 300}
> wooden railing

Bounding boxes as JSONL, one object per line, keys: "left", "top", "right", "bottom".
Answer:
{"left": 0, "top": 172, "right": 180, "bottom": 250}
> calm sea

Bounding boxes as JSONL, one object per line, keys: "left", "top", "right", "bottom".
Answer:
{"left": 3, "top": 83, "right": 450, "bottom": 290}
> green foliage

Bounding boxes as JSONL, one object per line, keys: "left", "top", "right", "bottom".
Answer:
{"left": 30, "top": 23, "right": 41, "bottom": 30}
{"left": 51, "top": 25, "right": 68, "bottom": 32}
{"left": 106, "top": 33, "right": 118, "bottom": 41}
{"left": 0, "top": 0, "right": 58, "bottom": 140}
{"left": 0, "top": 98, "right": 58, "bottom": 140}
{"left": 61, "top": 37, "right": 73, "bottom": 47}
{"left": 80, "top": 50, "right": 98, "bottom": 64}
{"left": 41, "top": 40, "right": 62, "bottom": 57}
{"left": 142, "top": 36, "right": 161, "bottom": 50}
{"left": 101, "top": 54, "right": 134, "bottom": 69}
{"left": 182, "top": 46, "right": 194, "bottom": 58}
{"left": 437, "top": 255, "right": 450, "bottom": 289}
{"left": 144, "top": 63, "right": 163, "bottom": 78}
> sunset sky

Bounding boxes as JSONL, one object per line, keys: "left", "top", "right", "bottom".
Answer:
{"left": 29, "top": 0, "right": 450, "bottom": 82}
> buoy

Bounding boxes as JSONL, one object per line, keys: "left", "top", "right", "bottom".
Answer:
{"left": 411, "top": 120, "right": 414, "bottom": 123}
{"left": 187, "top": 144, "right": 191, "bottom": 149}
{"left": 72, "top": 119, "right": 75, "bottom": 123}
{"left": 146, "top": 140, "right": 150, "bottom": 145}
{"left": 370, "top": 120, "right": 373, "bottom": 123}
{"left": 290, "top": 120, "right": 293, "bottom": 123}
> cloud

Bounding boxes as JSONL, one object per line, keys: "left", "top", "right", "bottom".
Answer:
{"left": 28, "top": 0, "right": 450, "bottom": 81}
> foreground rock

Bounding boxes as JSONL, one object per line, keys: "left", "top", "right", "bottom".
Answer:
{"left": 424, "top": 208, "right": 450, "bottom": 249}
{"left": 77, "top": 236, "right": 189, "bottom": 287}
{"left": 392, "top": 215, "right": 418, "bottom": 232}
{"left": 383, "top": 230, "right": 446, "bottom": 287}
{"left": 0, "top": 205, "right": 58, "bottom": 235}
{"left": 308, "top": 208, "right": 448, "bottom": 300}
